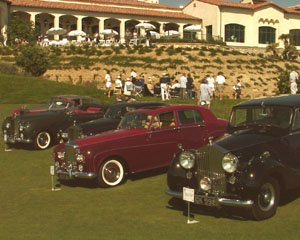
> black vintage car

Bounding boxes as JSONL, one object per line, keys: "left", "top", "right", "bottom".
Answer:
{"left": 166, "top": 95, "right": 300, "bottom": 220}
{"left": 2, "top": 95, "right": 107, "bottom": 150}
{"left": 58, "top": 101, "right": 165, "bottom": 142}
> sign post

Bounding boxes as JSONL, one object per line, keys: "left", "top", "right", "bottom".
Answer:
{"left": 183, "top": 187, "right": 199, "bottom": 224}
{"left": 50, "top": 166, "right": 61, "bottom": 191}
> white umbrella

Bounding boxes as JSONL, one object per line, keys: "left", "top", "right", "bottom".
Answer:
{"left": 184, "top": 25, "right": 202, "bottom": 32}
{"left": 136, "top": 22, "right": 156, "bottom": 30}
{"left": 46, "top": 27, "right": 67, "bottom": 35}
{"left": 164, "top": 30, "right": 179, "bottom": 36}
{"left": 68, "top": 30, "right": 86, "bottom": 37}
{"left": 100, "top": 29, "right": 119, "bottom": 35}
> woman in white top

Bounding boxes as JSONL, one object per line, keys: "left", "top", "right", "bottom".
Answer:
{"left": 206, "top": 74, "right": 215, "bottom": 99}
{"left": 105, "top": 70, "right": 112, "bottom": 98}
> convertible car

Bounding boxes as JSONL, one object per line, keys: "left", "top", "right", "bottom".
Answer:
{"left": 53, "top": 105, "right": 228, "bottom": 187}
{"left": 2, "top": 95, "right": 107, "bottom": 150}
{"left": 166, "top": 95, "right": 300, "bottom": 220}
{"left": 10, "top": 95, "right": 102, "bottom": 116}
{"left": 59, "top": 101, "right": 165, "bottom": 142}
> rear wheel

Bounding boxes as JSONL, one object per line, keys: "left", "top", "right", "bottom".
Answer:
{"left": 97, "top": 159, "right": 126, "bottom": 188}
{"left": 34, "top": 131, "right": 51, "bottom": 150}
{"left": 249, "top": 177, "right": 279, "bottom": 220}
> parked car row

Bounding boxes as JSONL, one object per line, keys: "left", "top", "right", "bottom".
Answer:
{"left": 3, "top": 94, "right": 300, "bottom": 220}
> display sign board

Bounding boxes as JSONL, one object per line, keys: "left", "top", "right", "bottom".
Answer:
{"left": 183, "top": 187, "right": 194, "bottom": 203}
{"left": 50, "top": 166, "right": 55, "bottom": 176}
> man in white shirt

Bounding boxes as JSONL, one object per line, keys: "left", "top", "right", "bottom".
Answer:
{"left": 105, "top": 70, "right": 112, "bottom": 98}
{"left": 130, "top": 69, "right": 137, "bottom": 85}
{"left": 216, "top": 72, "right": 226, "bottom": 100}
{"left": 179, "top": 73, "right": 187, "bottom": 99}
{"left": 290, "top": 68, "right": 299, "bottom": 95}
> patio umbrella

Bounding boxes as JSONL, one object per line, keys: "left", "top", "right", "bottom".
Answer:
{"left": 184, "top": 25, "right": 202, "bottom": 32}
{"left": 68, "top": 30, "right": 87, "bottom": 37}
{"left": 100, "top": 29, "right": 119, "bottom": 35}
{"left": 46, "top": 27, "right": 67, "bottom": 35}
{"left": 164, "top": 30, "right": 179, "bottom": 36}
{"left": 135, "top": 22, "right": 156, "bottom": 30}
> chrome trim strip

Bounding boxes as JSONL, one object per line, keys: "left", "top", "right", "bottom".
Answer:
{"left": 3, "top": 135, "right": 32, "bottom": 144}
{"left": 57, "top": 170, "right": 96, "bottom": 179}
{"left": 165, "top": 189, "right": 254, "bottom": 208}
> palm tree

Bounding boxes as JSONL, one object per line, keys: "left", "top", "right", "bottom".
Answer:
{"left": 266, "top": 43, "right": 279, "bottom": 57}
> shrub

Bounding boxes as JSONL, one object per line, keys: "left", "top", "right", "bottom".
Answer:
{"left": 276, "top": 70, "right": 289, "bottom": 94}
{"left": 15, "top": 45, "right": 49, "bottom": 76}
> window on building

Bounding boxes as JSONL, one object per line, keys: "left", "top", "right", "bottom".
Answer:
{"left": 206, "top": 25, "right": 212, "bottom": 41}
{"left": 225, "top": 24, "right": 245, "bottom": 43}
{"left": 290, "top": 29, "right": 300, "bottom": 46}
{"left": 259, "top": 26, "right": 276, "bottom": 44}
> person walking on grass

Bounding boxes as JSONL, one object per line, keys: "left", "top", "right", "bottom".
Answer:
{"left": 216, "top": 72, "right": 226, "bottom": 100}
{"left": 290, "top": 67, "right": 299, "bottom": 95}
{"left": 198, "top": 79, "right": 212, "bottom": 109}
{"left": 105, "top": 70, "right": 112, "bottom": 98}
{"left": 179, "top": 73, "right": 187, "bottom": 99}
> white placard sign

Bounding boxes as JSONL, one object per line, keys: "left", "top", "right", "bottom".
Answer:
{"left": 183, "top": 187, "right": 195, "bottom": 203}
{"left": 50, "top": 166, "right": 55, "bottom": 176}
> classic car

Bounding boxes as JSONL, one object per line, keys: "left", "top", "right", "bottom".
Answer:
{"left": 166, "top": 95, "right": 300, "bottom": 220}
{"left": 59, "top": 101, "right": 165, "bottom": 142}
{"left": 53, "top": 105, "right": 228, "bottom": 188}
{"left": 2, "top": 95, "right": 107, "bottom": 150}
{"left": 10, "top": 95, "right": 102, "bottom": 116}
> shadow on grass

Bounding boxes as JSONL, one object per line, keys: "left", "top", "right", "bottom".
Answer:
{"left": 279, "top": 186, "right": 300, "bottom": 206}
{"left": 57, "top": 166, "right": 168, "bottom": 189}
{"left": 167, "top": 197, "right": 250, "bottom": 221}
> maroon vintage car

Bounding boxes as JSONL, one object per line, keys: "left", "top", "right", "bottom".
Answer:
{"left": 53, "top": 105, "right": 228, "bottom": 187}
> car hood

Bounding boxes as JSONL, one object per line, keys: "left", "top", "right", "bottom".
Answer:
{"left": 76, "top": 118, "right": 120, "bottom": 133}
{"left": 15, "top": 110, "right": 66, "bottom": 121}
{"left": 74, "top": 127, "right": 146, "bottom": 147}
{"left": 215, "top": 131, "right": 277, "bottom": 153}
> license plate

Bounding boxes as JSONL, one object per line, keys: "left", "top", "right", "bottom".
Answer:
{"left": 194, "top": 195, "right": 217, "bottom": 207}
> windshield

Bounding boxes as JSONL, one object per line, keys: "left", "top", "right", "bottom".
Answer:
{"left": 119, "top": 112, "right": 152, "bottom": 129}
{"left": 48, "top": 100, "right": 75, "bottom": 110}
{"left": 230, "top": 106, "right": 292, "bottom": 129}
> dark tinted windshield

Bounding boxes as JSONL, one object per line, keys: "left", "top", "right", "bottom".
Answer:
{"left": 230, "top": 106, "right": 292, "bottom": 129}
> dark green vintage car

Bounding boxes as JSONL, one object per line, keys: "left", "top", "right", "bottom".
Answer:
{"left": 2, "top": 95, "right": 107, "bottom": 150}
{"left": 166, "top": 95, "right": 300, "bottom": 220}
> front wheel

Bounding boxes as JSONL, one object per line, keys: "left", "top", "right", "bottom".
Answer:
{"left": 249, "top": 177, "right": 280, "bottom": 220}
{"left": 34, "top": 131, "right": 51, "bottom": 150}
{"left": 97, "top": 159, "right": 126, "bottom": 188}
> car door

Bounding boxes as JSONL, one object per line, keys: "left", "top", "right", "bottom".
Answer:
{"left": 283, "top": 108, "right": 300, "bottom": 187}
{"left": 176, "top": 108, "right": 208, "bottom": 149}
{"left": 134, "top": 110, "right": 179, "bottom": 171}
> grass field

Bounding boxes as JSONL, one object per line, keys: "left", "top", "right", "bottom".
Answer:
{"left": 1, "top": 75, "right": 300, "bottom": 240}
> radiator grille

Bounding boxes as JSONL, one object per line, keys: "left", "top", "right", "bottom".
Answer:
{"left": 64, "top": 143, "right": 77, "bottom": 164}
{"left": 195, "top": 145, "right": 227, "bottom": 194}
{"left": 68, "top": 126, "right": 80, "bottom": 141}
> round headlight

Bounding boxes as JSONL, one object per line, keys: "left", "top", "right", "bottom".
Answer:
{"left": 76, "top": 154, "right": 85, "bottom": 162}
{"left": 200, "top": 177, "right": 212, "bottom": 191}
{"left": 5, "top": 122, "right": 11, "bottom": 128}
{"left": 179, "top": 151, "right": 195, "bottom": 170}
{"left": 57, "top": 151, "right": 65, "bottom": 160}
{"left": 222, "top": 153, "right": 238, "bottom": 173}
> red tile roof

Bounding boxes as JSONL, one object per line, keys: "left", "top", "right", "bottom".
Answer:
{"left": 7, "top": 0, "right": 200, "bottom": 20}
{"left": 190, "top": 0, "right": 300, "bottom": 14}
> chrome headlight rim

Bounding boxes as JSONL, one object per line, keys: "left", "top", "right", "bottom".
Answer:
{"left": 179, "top": 150, "right": 195, "bottom": 170}
{"left": 222, "top": 153, "right": 239, "bottom": 173}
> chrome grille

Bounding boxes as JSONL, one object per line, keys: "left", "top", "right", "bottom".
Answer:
{"left": 64, "top": 143, "right": 77, "bottom": 164}
{"left": 195, "top": 145, "right": 227, "bottom": 194}
{"left": 68, "top": 126, "right": 80, "bottom": 141}
{"left": 13, "top": 118, "right": 19, "bottom": 136}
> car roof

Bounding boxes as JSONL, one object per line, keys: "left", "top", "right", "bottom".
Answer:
{"left": 235, "top": 95, "right": 300, "bottom": 108}
{"left": 53, "top": 95, "right": 99, "bottom": 103}
{"left": 109, "top": 102, "right": 165, "bottom": 108}
{"left": 129, "top": 104, "right": 205, "bottom": 114}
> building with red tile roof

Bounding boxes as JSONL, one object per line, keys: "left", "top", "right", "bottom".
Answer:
{"left": 184, "top": 0, "right": 300, "bottom": 48}
{"left": 0, "top": 0, "right": 201, "bottom": 42}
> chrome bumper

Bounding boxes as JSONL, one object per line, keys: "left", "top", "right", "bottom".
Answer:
{"left": 165, "top": 189, "right": 253, "bottom": 208}
{"left": 3, "top": 134, "right": 32, "bottom": 144}
{"left": 57, "top": 170, "right": 96, "bottom": 179}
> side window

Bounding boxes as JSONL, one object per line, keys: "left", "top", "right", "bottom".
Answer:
{"left": 178, "top": 109, "right": 203, "bottom": 125}
{"left": 292, "top": 109, "right": 300, "bottom": 131}
{"left": 152, "top": 111, "right": 175, "bottom": 129}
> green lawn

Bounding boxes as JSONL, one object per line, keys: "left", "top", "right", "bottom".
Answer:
{"left": 1, "top": 75, "right": 300, "bottom": 239}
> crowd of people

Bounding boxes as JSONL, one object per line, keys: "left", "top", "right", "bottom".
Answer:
{"left": 104, "top": 69, "right": 245, "bottom": 108}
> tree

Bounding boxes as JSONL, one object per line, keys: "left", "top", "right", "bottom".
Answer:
{"left": 278, "top": 33, "right": 299, "bottom": 61}
{"left": 265, "top": 43, "right": 279, "bottom": 57}
{"left": 6, "top": 16, "right": 38, "bottom": 45}
{"left": 15, "top": 45, "right": 49, "bottom": 76}
{"left": 276, "top": 70, "right": 290, "bottom": 94}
